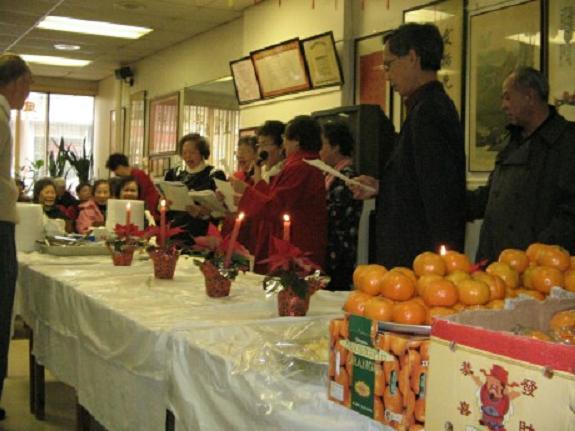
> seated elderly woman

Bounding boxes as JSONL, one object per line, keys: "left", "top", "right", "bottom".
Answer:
{"left": 33, "top": 177, "right": 72, "bottom": 234}
{"left": 112, "top": 176, "right": 140, "bottom": 200}
{"left": 163, "top": 133, "right": 226, "bottom": 244}
{"left": 76, "top": 180, "right": 111, "bottom": 234}
{"left": 232, "top": 115, "right": 327, "bottom": 274}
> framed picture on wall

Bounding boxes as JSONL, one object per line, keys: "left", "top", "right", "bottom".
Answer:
{"left": 354, "top": 31, "right": 392, "bottom": 115}
{"left": 149, "top": 92, "right": 180, "bottom": 156}
{"left": 127, "top": 91, "right": 146, "bottom": 168}
{"left": 230, "top": 57, "right": 262, "bottom": 104}
{"left": 549, "top": 0, "right": 575, "bottom": 121}
{"left": 404, "top": 0, "right": 464, "bottom": 115}
{"left": 148, "top": 156, "right": 171, "bottom": 178}
{"left": 239, "top": 127, "right": 258, "bottom": 138}
{"left": 467, "top": 0, "right": 542, "bottom": 172}
{"left": 301, "top": 32, "right": 343, "bottom": 89}
{"left": 251, "top": 38, "right": 310, "bottom": 98}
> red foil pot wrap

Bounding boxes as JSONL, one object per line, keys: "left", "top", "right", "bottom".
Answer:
{"left": 199, "top": 260, "right": 231, "bottom": 298}
{"left": 111, "top": 248, "right": 135, "bottom": 266}
{"left": 277, "top": 287, "right": 310, "bottom": 317}
{"left": 149, "top": 249, "right": 179, "bottom": 279}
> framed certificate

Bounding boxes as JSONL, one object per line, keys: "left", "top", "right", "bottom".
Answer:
{"left": 251, "top": 38, "right": 310, "bottom": 98}
{"left": 301, "top": 31, "right": 343, "bottom": 88}
{"left": 230, "top": 57, "right": 262, "bottom": 104}
{"left": 127, "top": 91, "right": 146, "bottom": 167}
{"left": 149, "top": 92, "right": 179, "bottom": 156}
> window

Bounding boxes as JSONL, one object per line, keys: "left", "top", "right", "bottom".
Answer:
{"left": 15, "top": 92, "right": 95, "bottom": 195}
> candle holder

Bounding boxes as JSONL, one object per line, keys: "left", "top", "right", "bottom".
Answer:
{"left": 193, "top": 224, "right": 250, "bottom": 297}
{"left": 105, "top": 223, "right": 145, "bottom": 266}
{"left": 148, "top": 246, "right": 179, "bottom": 279}
{"left": 260, "top": 237, "right": 326, "bottom": 317}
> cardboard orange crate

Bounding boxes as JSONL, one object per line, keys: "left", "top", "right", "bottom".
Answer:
{"left": 328, "top": 315, "right": 429, "bottom": 430}
{"left": 426, "top": 298, "right": 575, "bottom": 431}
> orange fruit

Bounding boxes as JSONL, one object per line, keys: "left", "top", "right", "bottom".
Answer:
{"left": 427, "top": 306, "right": 456, "bottom": 324}
{"left": 525, "top": 330, "right": 552, "bottom": 341}
{"left": 486, "top": 299, "right": 505, "bottom": 310}
{"left": 472, "top": 271, "right": 506, "bottom": 301}
{"left": 416, "top": 274, "right": 443, "bottom": 297}
{"left": 457, "top": 278, "right": 491, "bottom": 305}
{"left": 570, "top": 256, "right": 575, "bottom": 270}
{"left": 364, "top": 297, "right": 395, "bottom": 322}
{"left": 522, "top": 266, "right": 536, "bottom": 289}
{"left": 422, "top": 279, "right": 458, "bottom": 307}
{"left": 549, "top": 309, "right": 575, "bottom": 344}
{"left": 381, "top": 270, "right": 416, "bottom": 301}
{"left": 505, "top": 287, "right": 518, "bottom": 298}
{"left": 453, "top": 302, "right": 465, "bottom": 311}
{"left": 564, "top": 270, "right": 575, "bottom": 293}
{"left": 353, "top": 264, "right": 386, "bottom": 288}
{"left": 515, "top": 288, "right": 545, "bottom": 301}
{"left": 526, "top": 243, "right": 550, "bottom": 263}
{"left": 531, "top": 266, "right": 564, "bottom": 294}
{"left": 464, "top": 304, "right": 488, "bottom": 311}
{"left": 441, "top": 251, "right": 471, "bottom": 273}
{"left": 498, "top": 249, "right": 529, "bottom": 274}
{"left": 486, "top": 262, "right": 519, "bottom": 288}
{"left": 413, "top": 251, "right": 446, "bottom": 276}
{"left": 356, "top": 264, "right": 388, "bottom": 295}
{"left": 445, "top": 269, "right": 471, "bottom": 286}
{"left": 392, "top": 300, "right": 427, "bottom": 325}
{"left": 343, "top": 291, "right": 372, "bottom": 316}
{"left": 537, "top": 246, "right": 571, "bottom": 271}
{"left": 393, "top": 267, "right": 418, "bottom": 285}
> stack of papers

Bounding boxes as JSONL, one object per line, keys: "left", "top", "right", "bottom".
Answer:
{"left": 156, "top": 180, "right": 237, "bottom": 216}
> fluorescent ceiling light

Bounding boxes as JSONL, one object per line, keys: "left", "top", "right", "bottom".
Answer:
{"left": 21, "top": 54, "right": 91, "bottom": 67}
{"left": 37, "top": 16, "right": 152, "bottom": 39}
{"left": 404, "top": 10, "right": 454, "bottom": 23}
{"left": 506, "top": 30, "right": 573, "bottom": 46}
{"left": 54, "top": 43, "right": 81, "bottom": 51}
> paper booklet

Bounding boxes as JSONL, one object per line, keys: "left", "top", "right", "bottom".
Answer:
{"left": 157, "top": 181, "right": 232, "bottom": 216}
{"left": 214, "top": 178, "right": 237, "bottom": 212}
{"left": 303, "top": 158, "right": 377, "bottom": 193}
{"left": 156, "top": 181, "right": 193, "bottom": 212}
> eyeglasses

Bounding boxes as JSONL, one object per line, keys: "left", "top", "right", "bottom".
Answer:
{"left": 382, "top": 56, "right": 401, "bottom": 72}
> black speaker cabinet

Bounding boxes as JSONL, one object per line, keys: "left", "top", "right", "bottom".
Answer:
{"left": 311, "top": 104, "right": 395, "bottom": 179}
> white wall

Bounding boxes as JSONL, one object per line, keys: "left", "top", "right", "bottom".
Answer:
{"left": 93, "top": 76, "right": 119, "bottom": 179}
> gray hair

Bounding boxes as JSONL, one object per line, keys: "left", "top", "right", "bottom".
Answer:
{"left": 511, "top": 67, "right": 549, "bottom": 102}
{"left": 0, "top": 53, "right": 31, "bottom": 87}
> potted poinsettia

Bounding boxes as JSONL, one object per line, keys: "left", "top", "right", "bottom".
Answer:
{"left": 193, "top": 224, "right": 250, "bottom": 297}
{"left": 260, "top": 236, "right": 326, "bottom": 317}
{"left": 144, "top": 223, "right": 184, "bottom": 279}
{"left": 105, "top": 223, "right": 145, "bottom": 266}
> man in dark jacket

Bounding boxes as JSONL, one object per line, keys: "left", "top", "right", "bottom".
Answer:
{"left": 353, "top": 23, "right": 466, "bottom": 268}
{"left": 468, "top": 67, "right": 575, "bottom": 262}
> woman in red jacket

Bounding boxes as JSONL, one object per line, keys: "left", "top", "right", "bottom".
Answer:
{"left": 232, "top": 115, "right": 327, "bottom": 274}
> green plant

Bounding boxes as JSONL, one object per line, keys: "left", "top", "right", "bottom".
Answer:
{"left": 66, "top": 138, "right": 93, "bottom": 183}
{"left": 48, "top": 137, "right": 68, "bottom": 178}
{"left": 19, "top": 159, "right": 45, "bottom": 193}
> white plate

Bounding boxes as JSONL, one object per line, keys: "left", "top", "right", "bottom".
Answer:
{"left": 39, "top": 244, "right": 109, "bottom": 257}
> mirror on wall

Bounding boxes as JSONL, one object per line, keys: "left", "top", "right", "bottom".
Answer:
{"left": 181, "top": 77, "right": 240, "bottom": 174}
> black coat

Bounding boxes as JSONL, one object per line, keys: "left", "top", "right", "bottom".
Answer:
{"left": 468, "top": 107, "right": 575, "bottom": 262}
{"left": 375, "top": 81, "right": 466, "bottom": 268}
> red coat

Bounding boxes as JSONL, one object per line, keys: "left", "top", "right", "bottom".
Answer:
{"left": 132, "top": 168, "right": 160, "bottom": 221}
{"left": 239, "top": 150, "right": 327, "bottom": 274}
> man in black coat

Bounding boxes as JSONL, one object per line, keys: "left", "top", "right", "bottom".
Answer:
{"left": 468, "top": 67, "right": 575, "bottom": 262}
{"left": 353, "top": 23, "right": 466, "bottom": 268}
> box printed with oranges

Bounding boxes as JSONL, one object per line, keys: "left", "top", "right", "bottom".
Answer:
{"left": 328, "top": 315, "right": 428, "bottom": 431}
{"left": 426, "top": 298, "right": 575, "bottom": 431}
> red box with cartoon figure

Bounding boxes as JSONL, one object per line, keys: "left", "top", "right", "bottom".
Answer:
{"left": 328, "top": 315, "right": 429, "bottom": 430}
{"left": 426, "top": 298, "right": 575, "bottom": 431}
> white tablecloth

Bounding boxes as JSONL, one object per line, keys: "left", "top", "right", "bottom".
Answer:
{"left": 17, "top": 252, "right": 391, "bottom": 431}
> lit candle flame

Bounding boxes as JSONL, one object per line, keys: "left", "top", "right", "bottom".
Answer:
{"left": 283, "top": 213, "right": 290, "bottom": 222}
{"left": 238, "top": 211, "right": 245, "bottom": 221}
{"left": 161, "top": 199, "right": 166, "bottom": 208}
{"left": 439, "top": 245, "right": 447, "bottom": 256}
{"left": 126, "top": 202, "right": 131, "bottom": 210}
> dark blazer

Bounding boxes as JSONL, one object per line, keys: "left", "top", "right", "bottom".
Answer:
{"left": 375, "top": 81, "right": 466, "bottom": 268}
{"left": 468, "top": 107, "right": 575, "bottom": 262}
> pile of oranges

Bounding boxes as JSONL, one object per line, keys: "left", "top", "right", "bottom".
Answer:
{"left": 344, "top": 243, "right": 575, "bottom": 326}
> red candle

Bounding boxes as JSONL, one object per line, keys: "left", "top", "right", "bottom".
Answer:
{"left": 125, "top": 202, "right": 131, "bottom": 225}
{"left": 160, "top": 199, "right": 167, "bottom": 248}
{"left": 282, "top": 213, "right": 291, "bottom": 242}
{"left": 224, "top": 212, "right": 245, "bottom": 268}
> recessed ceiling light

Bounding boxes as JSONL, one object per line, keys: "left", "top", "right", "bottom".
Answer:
{"left": 20, "top": 54, "right": 91, "bottom": 67}
{"left": 37, "top": 16, "right": 153, "bottom": 39}
{"left": 54, "top": 43, "right": 81, "bottom": 51}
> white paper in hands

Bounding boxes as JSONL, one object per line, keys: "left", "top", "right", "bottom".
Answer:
{"left": 156, "top": 181, "right": 193, "bottom": 212}
{"left": 303, "top": 159, "right": 377, "bottom": 193}
{"left": 214, "top": 178, "right": 237, "bottom": 212}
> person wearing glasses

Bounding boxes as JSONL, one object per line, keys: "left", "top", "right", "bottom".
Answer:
{"left": 352, "top": 23, "right": 466, "bottom": 268}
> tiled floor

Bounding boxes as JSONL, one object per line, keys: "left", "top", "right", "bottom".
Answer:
{"left": 0, "top": 339, "right": 76, "bottom": 431}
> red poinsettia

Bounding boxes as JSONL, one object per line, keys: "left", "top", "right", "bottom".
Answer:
{"left": 259, "top": 236, "right": 320, "bottom": 277}
{"left": 193, "top": 223, "right": 250, "bottom": 258}
{"left": 114, "top": 223, "right": 145, "bottom": 239}
{"left": 144, "top": 224, "right": 185, "bottom": 241}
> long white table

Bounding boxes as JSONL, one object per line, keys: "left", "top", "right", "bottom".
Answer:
{"left": 17, "top": 252, "right": 391, "bottom": 431}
